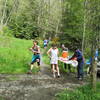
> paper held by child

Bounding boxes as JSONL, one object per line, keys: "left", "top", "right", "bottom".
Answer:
{"left": 58, "top": 57, "right": 78, "bottom": 67}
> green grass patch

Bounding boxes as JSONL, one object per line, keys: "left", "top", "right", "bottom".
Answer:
{"left": 0, "top": 97, "right": 4, "bottom": 100}
{"left": 56, "top": 83, "right": 100, "bottom": 100}
{"left": 41, "top": 42, "right": 52, "bottom": 65}
{"left": 42, "top": 48, "right": 50, "bottom": 65}
{"left": 0, "top": 36, "right": 40, "bottom": 74}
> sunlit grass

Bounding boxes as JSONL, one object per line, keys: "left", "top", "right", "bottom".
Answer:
{"left": 0, "top": 36, "right": 40, "bottom": 74}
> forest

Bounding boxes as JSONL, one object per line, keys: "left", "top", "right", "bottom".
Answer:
{"left": 0, "top": 0, "right": 100, "bottom": 100}
{"left": 0, "top": 0, "right": 99, "bottom": 50}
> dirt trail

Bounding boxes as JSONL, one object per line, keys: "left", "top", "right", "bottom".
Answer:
{"left": 0, "top": 63, "right": 86, "bottom": 100}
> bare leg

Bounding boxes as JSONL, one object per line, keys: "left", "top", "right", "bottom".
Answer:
{"left": 55, "top": 64, "right": 60, "bottom": 77}
{"left": 51, "top": 64, "right": 56, "bottom": 78}
{"left": 30, "top": 64, "right": 34, "bottom": 70}
{"left": 37, "top": 59, "right": 40, "bottom": 71}
{"left": 27, "top": 64, "right": 33, "bottom": 74}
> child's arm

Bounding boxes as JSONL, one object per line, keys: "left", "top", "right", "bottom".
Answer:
{"left": 47, "top": 48, "right": 52, "bottom": 58}
{"left": 29, "top": 48, "right": 33, "bottom": 51}
{"left": 29, "top": 47, "right": 36, "bottom": 53}
{"left": 57, "top": 49, "right": 59, "bottom": 55}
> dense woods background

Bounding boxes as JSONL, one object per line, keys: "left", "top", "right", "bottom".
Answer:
{"left": 0, "top": 0, "right": 100, "bottom": 51}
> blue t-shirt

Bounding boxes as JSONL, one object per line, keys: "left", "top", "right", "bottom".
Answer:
{"left": 44, "top": 40, "right": 48, "bottom": 45}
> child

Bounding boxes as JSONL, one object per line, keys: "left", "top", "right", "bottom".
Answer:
{"left": 43, "top": 39, "right": 48, "bottom": 48}
{"left": 61, "top": 44, "right": 69, "bottom": 58}
{"left": 27, "top": 41, "right": 41, "bottom": 74}
{"left": 47, "top": 44, "right": 60, "bottom": 78}
{"left": 61, "top": 44, "right": 71, "bottom": 72}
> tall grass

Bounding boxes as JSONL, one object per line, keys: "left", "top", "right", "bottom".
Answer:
{"left": 42, "top": 47, "right": 50, "bottom": 65}
{"left": 0, "top": 36, "right": 40, "bottom": 74}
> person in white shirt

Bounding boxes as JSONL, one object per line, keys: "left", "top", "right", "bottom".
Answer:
{"left": 47, "top": 44, "right": 60, "bottom": 78}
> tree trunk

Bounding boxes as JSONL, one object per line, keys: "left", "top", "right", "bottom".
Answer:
{"left": 91, "top": 42, "right": 97, "bottom": 91}
{"left": 82, "top": 0, "right": 87, "bottom": 54}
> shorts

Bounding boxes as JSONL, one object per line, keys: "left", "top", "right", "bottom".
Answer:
{"left": 31, "top": 54, "right": 40, "bottom": 65}
{"left": 44, "top": 43, "right": 47, "bottom": 47}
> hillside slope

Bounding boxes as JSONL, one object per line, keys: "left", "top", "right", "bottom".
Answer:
{"left": 0, "top": 36, "right": 34, "bottom": 73}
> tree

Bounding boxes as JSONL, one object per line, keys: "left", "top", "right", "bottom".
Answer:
{"left": 59, "top": 0, "right": 84, "bottom": 50}
{"left": 85, "top": 0, "right": 100, "bottom": 91}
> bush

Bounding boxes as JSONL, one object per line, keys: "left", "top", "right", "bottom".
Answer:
{"left": 2, "top": 26, "right": 13, "bottom": 37}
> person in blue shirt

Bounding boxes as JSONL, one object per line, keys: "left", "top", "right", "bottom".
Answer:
{"left": 86, "top": 49, "right": 99, "bottom": 74}
{"left": 69, "top": 49, "right": 84, "bottom": 80}
{"left": 98, "top": 48, "right": 100, "bottom": 60}
{"left": 95, "top": 49, "right": 99, "bottom": 60}
{"left": 44, "top": 39, "right": 49, "bottom": 48}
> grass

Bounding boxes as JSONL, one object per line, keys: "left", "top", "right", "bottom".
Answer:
{"left": 56, "top": 83, "right": 100, "bottom": 100}
{"left": 42, "top": 47, "right": 50, "bottom": 65}
{"left": 0, "top": 36, "right": 40, "bottom": 74}
{"left": 0, "top": 97, "right": 4, "bottom": 100}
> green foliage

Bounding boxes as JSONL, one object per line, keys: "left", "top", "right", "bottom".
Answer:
{"left": 56, "top": 83, "right": 100, "bottom": 100}
{"left": 59, "top": 0, "right": 84, "bottom": 50}
{"left": 42, "top": 44, "right": 51, "bottom": 65}
{"left": 2, "top": 26, "right": 13, "bottom": 37}
{"left": 0, "top": 0, "right": 99, "bottom": 51}
{"left": 84, "top": 47, "right": 91, "bottom": 58}
{"left": 0, "top": 0, "right": 63, "bottom": 39}
{"left": 42, "top": 53, "right": 50, "bottom": 65}
{"left": 0, "top": 97, "right": 4, "bottom": 100}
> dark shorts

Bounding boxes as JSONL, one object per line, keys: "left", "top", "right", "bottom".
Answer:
{"left": 31, "top": 54, "right": 40, "bottom": 65}
{"left": 44, "top": 44, "right": 47, "bottom": 47}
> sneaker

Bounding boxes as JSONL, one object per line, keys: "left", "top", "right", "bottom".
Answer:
{"left": 78, "top": 77, "right": 83, "bottom": 81}
{"left": 27, "top": 71, "right": 32, "bottom": 74}
{"left": 75, "top": 76, "right": 79, "bottom": 78}
{"left": 57, "top": 75, "right": 60, "bottom": 78}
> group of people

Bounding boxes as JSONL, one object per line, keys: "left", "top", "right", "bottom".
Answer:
{"left": 27, "top": 40, "right": 84, "bottom": 81}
